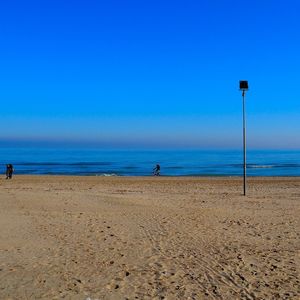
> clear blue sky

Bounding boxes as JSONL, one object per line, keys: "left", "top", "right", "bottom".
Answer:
{"left": 1, "top": 0, "right": 299, "bottom": 149}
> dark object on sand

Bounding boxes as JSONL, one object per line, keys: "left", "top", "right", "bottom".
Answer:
{"left": 153, "top": 164, "right": 160, "bottom": 176}
{"left": 6, "top": 164, "right": 14, "bottom": 179}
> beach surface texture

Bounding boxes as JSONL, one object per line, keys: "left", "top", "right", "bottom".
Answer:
{"left": 0, "top": 176, "right": 299, "bottom": 299}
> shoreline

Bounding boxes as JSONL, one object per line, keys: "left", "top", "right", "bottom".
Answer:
{"left": 3, "top": 174, "right": 300, "bottom": 178}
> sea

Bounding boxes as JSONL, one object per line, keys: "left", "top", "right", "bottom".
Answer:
{"left": 0, "top": 148, "right": 300, "bottom": 177}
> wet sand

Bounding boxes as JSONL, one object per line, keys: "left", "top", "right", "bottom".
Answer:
{"left": 0, "top": 176, "right": 299, "bottom": 299}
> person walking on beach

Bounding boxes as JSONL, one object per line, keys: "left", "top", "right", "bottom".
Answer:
{"left": 6, "top": 164, "right": 14, "bottom": 179}
{"left": 153, "top": 164, "right": 160, "bottom": 176}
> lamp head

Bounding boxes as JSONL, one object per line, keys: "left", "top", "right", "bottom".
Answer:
{"left": 239, "top": 80, "right": 249, "bottom": 91}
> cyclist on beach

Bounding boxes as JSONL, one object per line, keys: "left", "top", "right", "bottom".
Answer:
{"left": 153, "top": 164, "right": 160, "bottom": 176}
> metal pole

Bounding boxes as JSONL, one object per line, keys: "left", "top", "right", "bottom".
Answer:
{"left": 242, "top": 90, "right": 247, "bottom": 196}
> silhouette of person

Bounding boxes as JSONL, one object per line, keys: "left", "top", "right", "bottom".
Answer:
{"left": 153, "top": 164, "right": 160, "bottom": 176}
{"left": 6, "top": 164, "right": 14, "bottom": 179}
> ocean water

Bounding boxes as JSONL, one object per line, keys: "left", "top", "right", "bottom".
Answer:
{"left": 0, "top": 148, "right": 299, "bottom": 176}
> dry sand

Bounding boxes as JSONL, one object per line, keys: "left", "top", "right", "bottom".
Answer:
{"left": 0, "top": 176, "right": 299, "bottom": 300}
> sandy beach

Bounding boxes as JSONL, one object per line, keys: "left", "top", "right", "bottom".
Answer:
{"left": 0, "top": 176, "right": 299, "bottom": 299}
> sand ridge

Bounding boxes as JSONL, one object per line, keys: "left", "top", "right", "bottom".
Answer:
{"left": 0, "top": 176, "right": 299, "bottom": 299}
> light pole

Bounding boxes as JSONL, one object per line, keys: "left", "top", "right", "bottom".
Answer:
{"left": 240, "top": 80, "right": 248, "bottom": 196}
